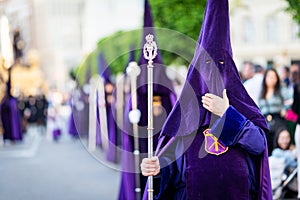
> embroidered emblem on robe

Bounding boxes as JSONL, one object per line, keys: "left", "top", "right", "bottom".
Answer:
{"left": 203, "top": 129, "right": 228, "bottom": 155}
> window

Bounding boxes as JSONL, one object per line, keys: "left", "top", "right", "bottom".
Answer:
{"left": 266, "top": 16, "right": 279, "bottom": 43}
{"left": 291, "top": 23, "right": 300, "bottom": 41}
{"left": 242, "top": 17, "right": 255, "bottom": 44}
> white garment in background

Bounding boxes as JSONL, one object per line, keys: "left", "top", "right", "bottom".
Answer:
{"left": 294, "top": 124, "right": 300, "bottom": 198}
{"left": 244, "top": 74, "right": 264, "bottom": 106}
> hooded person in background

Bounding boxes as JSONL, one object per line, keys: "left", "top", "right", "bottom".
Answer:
{"left": 140, "top": 0, "right": 272, "bottom": 199}
{"left": 118, "top": 0, "right": 176, "bottom": 199}
{"left": 96, "top": 53, "right": 118, "bottom": 163}
{"left": 1, "top": 68, "right": 23, "bottom": 142}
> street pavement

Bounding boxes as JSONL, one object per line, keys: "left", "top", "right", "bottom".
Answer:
{"left": 0, "top": 125, "right": 121, "bottom": 200}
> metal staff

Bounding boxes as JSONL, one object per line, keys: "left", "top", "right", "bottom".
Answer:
{"left": 143, "top": 34, "right": 157, "bottom": 200}
{"left": 97, "top": 76, "right": 108, "bottom": 150}
{"left": 88, "top": 77, "right": 97, "bottom": 151}
{"left": 126, "top": 61, "right": 142, "bottom": 200}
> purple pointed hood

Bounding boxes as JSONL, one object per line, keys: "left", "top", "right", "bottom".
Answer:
{"left": 160, "top": 0, "right": 268, "bottom": 138}
{"left": 137, "top": 0, "right": 174, "bottom": 95}
{"left": 97, "top": 53, "right": 112, "bottom": 83}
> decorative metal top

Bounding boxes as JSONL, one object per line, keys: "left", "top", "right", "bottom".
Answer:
{"left": 143, "top": 34, "right": 157, "bottom": 66}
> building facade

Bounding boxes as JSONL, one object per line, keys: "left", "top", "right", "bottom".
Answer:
{"left": 1, "top": 0, "right": 300, "bottom": 91}
{"left": 230, "top": 0, "right": 300, "bottom": 69}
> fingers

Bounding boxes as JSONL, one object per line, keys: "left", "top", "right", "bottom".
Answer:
{"left": 140, "top": 157, "right": 160, "bottom": 176}
{"left": 202, "top": 102, "right": 212, "bottom": 112}
{"left": 151, "top": 157, "right": 158, "bottom": 162}
{"left": 202, "top": 96, "right": 212, "bottom": 104}
{"left": 141, "top": 168, "right": 160, "bottom": 176}
{"left": 204, "top": 93, "right": 214, "bottom": 98}
{"left": 222, "top": 89, "right": 226, "bottom": 97}
{"left": 222, "top": 89, "right": 228, "bottom": 100}
{"left": 141, "top": 166, "right": 157, "bottom": 176}
{"left": 202, "top": 93, "right": 222, "bottom": 115}
{"left": 202, "top": 94, "right": 214, "bottom": 112}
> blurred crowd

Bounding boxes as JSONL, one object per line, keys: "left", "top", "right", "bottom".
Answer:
{"left": 17, "top": 94, "right": 48, "bottom": 132}
{"left": 241, "top": 62, "right": 299, "bottom": 154}
{"left": 241, "top": 61, "right": 300, "bottom": 198}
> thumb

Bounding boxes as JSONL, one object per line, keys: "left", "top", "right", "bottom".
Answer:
{"left": 151, "top": 156, "right": 158, "bottom": 162}
{"left": 223, "top": 89, "right": 228, "bottom": 100}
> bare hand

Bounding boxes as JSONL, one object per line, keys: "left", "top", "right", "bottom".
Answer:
{"left": 140, "top": 157, "right": 160, "bottom": 176}
{"left": 202, "top": 89, "right": 229, "bottom": 117}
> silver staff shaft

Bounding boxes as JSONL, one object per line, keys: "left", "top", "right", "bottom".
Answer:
{"left": 147, "top": 64, "right": 154, "bottom": 200}
{"left": 127, "top": 62, "right": 142, "bottom": 200}
{"left": 88, "top": 77, "right": 97, "bottom": 152}
{"left": 143, "top": 34, "right": 157, "bottom": 200}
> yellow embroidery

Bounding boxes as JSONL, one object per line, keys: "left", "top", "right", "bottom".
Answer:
{"left": 203, "top": 129, "right": 229, "bottom": 156}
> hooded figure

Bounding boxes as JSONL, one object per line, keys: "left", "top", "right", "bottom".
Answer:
{"left": 68, "top": 101, "right": 79, "bottom": 138}
{"left": 141, "top": 0, "right": 272, "bottom": 199}
{"left": 118, "top": 0, "right": 176, "bottom": 199}
{"left": 75, "top": 62, "right": 91, "bottom": 139}
{"left": 95, "top": 53, "right": 118, "bottom": 163}
{"left": 1, "top": 68, "right": 23, "bottom": 142}
{"left": 68, "top": 79, "right": 79, "bottom": 139}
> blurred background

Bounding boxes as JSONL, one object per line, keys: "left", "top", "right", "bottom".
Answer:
{"left": 0, "top": 0, "right": 300, "bottom": 199}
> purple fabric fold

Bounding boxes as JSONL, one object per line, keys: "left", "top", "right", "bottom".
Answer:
{"left": 141, "top": 0, "right": 272, "bottom": 199}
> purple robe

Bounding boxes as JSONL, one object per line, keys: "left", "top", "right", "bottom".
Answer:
{"left": 77, "top": 96, "right": 90, "bottom": 139}
{"left": 1, "top": 97, "right": 23, "bottom": 141}
{"left": 96, "top": 53, "right": 118, "bottom": 163}
{"left": 118, "top": 0, "right": 176, "bottom": 199}
{"left": 118, "top": 47, "right": 139, "bottom": 199}
{"left": 142, "top": 0, "right": 272, "bottom": 199}
{"left": 105, "top": 96, "right": 118, "bottom": 163}
{"left": 68, "top": 111, "right": 78, "bottom": 137}
{"left": 1, "top": 69, "right": 22, "bottom": 141}
{"left": 147, "top": 107, "right": 270, "bottom": 200}
{"left": 74, "top": 62, "right": 92, "bottom": 140}
{"left": 68, "top": 98, "right": 79, "bottom": 138}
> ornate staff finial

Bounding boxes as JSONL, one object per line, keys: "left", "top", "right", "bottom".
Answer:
{"left": 143, "top": 34, "right": 157, "bottom": 66}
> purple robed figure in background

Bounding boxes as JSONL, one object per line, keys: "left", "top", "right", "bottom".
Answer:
{"left": 68, "top": 74, "right": 79, "bottom": 139}
{"left": 96, "top": 53, "right": 118, "bottom": 163}
{"left": 141, "top": 0, "right": 272, "bottom": 199}
{"left": 118, "top": 0, "right": 176, "bottom": 199}
{"left": 0, "top": 68, "right": 23, "bottom": 142}
{"left": 118, "top": 48, "right": 138, "bottom": 200}
{"left": 71, "top": 61, "right": 91, "bottom": 142}
{"left": 68, "top": 110, "right": 78, "bottom": 138}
